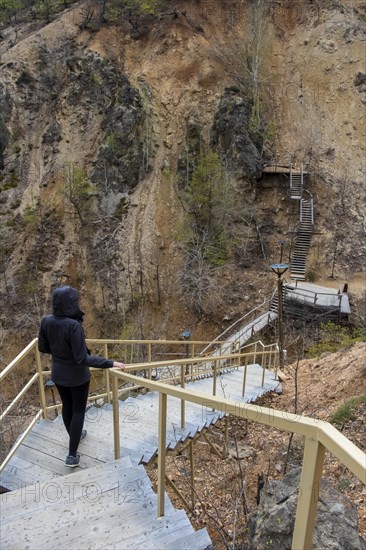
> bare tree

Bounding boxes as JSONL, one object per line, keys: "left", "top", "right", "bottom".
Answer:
{"left": 180, "top": 233, "right": 222, "bottom": 317}
{"left": 214, "top": 0, "right": 271, "bottom": 134}
{"left": 63, "top": 163, "right": 98, "bottom": 225}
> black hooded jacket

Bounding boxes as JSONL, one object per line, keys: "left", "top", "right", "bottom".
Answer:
{"left": 38, "top": 286, "right": 113, "bottom": 386}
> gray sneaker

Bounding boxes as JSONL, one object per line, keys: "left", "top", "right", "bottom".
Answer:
{"left": 65, "top": 453, "right": 80, "bottom": 468}
{"left": 80, "top": 429, "right": 87, "bottom": 443}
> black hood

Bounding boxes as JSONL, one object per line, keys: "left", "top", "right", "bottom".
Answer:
{"left": 52, "top": 286, "right": 85, "bottom": 320}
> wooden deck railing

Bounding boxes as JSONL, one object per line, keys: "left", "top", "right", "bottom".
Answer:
{"left": 110, "top": 368, "right": 366, "bottom": 550}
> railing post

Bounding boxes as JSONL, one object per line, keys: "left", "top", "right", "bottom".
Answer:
{"left": 180, "top": 364, "right": 185, "bottom": 429}
{"left": 242, "top": 356, "right": 248, "bottom": 398}
{"left": 254, "top": 341, "right": 258, "bottom": 365}
{"left": 112, "top": 374, "right": 120, "bottom": 459}
{"left": 213, "top": 359, "right": 217, "bottom": 396}
{"left": 292, "top": 437, "right": 326, "bottom": 550}
{"left": 148, "top": 343, "right": 152, "bottom": 379}
{"left": 261, "top": 351, "right": 266, "bottom": 387}
{"left": 157, "top": 392, "right": 167, "bottom": 517}
{"left": 223, "top": 416, "right": 229, "bottom": 458}
{"left": 104, "top": 343, "right": 111, "bottom": 404}
{"left": 190, "top": 440, "right": 195, "bottom": 508}
{"left": 35, "top": 345, "right": 47, "bottom": 419}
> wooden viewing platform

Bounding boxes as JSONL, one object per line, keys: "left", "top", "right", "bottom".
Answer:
{"left": 284, "top": 282, "right": 351, "bottom": 314}
{"left": 262, "top": 163, "right": 308, "bottom": 175}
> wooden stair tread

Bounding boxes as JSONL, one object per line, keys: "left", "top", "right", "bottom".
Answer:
{"left": 154, "top": 527, "right": 213, "bottom": 550}
{"left": 1, "top": 459, "right": 155, "bottom": 517}
{"left": 96, "top": 509, "right": 193, "bottom": 550}
{"left": 2, "top": 469, "right": 179, "bottom": 549}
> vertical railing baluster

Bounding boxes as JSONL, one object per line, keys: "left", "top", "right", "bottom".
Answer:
{"left": 180, "top": 364, "right": 185, "bottom": 429}
{"left": 104, "top": 343, "right": 111, "bottom": 403}
{"left": 292, "top": 437, "right": 326, "bottom": 549}
{"left": 157, "top": 392, "right": 167, "bottom": 517}
{"left": 242, "top": 356, "right": 248, "bottom": 398}
{"left": 112, "top": 374, "right": 120, "bottom": 459}
{"left": 261, "top": 350, "right": 266, "bottom": 387}
{"left": 190, "top": 440, "right": 195, "bottom": 508}
{"left": 148, "top": 343, "right": 152, "bottom": 379}
{"left": 213, "top": 359, "right": 217, "bottom": 396}
{"left": 35, "top": 344, "right": 47, "bottom": 419}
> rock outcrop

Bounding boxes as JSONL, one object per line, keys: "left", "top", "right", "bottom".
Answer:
{"left": 248, "top": 468, "right": 366, "bottom": 550}
{"left": 210, "top": 88, "right": 264, "bottom": 182}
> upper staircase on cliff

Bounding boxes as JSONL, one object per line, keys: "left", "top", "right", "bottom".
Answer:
{"left": 263, "top": 161, "right": 314, "bottom": 280}
{"left": 289, "top": 163, "right": 304, "bottom": 199}
{"left": 290, "top": 191, "right": 314, "bottom": 280}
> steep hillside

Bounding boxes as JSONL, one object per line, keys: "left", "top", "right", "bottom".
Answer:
{"left": 0, "top": 0, "right": 365, "bottom": 360}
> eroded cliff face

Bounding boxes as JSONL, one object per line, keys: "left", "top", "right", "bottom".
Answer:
{"left": 0, "top": 0, "right": 365, "bottom": 354}
{"left": 0, "top": 22, "right": 148, "bottom": 337}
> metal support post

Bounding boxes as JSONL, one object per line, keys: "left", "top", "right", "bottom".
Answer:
{"left": 104, "top": 343, "right": 111, "bottom": 403}
{"left": 112, "top": 375, "right": 120, "bottom": 459}
{"left": 148, "top": 343, "right": 152, "bottom": 379}
{"left": 277, "top": 276, "right": 285, "bottom": 369}
{"left": 190, "top": 440, "right": 195, "bottom": 508}
{"left": 157, "top": 392, "right": 167, "bottom": 517}
{"left": 292, "top": 437, "right": 325, "bottom": 549}
{"left": 180, "top": 364, "right": 185, "bottom": 429}
{"left": 35, "top": 346, "right": 47, "bottom": 419}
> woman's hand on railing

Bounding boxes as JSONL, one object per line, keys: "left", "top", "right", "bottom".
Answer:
{"left": 113, "top": 362, "right": 126, "bottom": 370}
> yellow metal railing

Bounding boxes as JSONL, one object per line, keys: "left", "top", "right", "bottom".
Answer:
{"left": 0, "top": 337, "right": 230, "bottom": 469}
{"left": 3, "top": 338, "right": 364, "bottom": 549}
{"left": 110, "top": 368, "right": 366, "bottom": 550}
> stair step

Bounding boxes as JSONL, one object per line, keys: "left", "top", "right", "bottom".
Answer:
{"left": 98, "top": 509, "right": 194, "bottom": 550}
{"left": 2, "top": 471, "right": 181, "bottom": 549}
{"left": 154, "top": 527, "right": 212, "bottom": 550}
{"left": 1, "top": 458, "right": 155, "bottom": 522}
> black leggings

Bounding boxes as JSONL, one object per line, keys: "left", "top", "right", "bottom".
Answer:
{"left": 55, "top": 381, "right": 90, "bottom": 455}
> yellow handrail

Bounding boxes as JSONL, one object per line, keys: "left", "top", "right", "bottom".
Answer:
{"left": 1, "top": 337, "right": 246, "bottom": 466}
{"left": 110, "top": 369, "right": 366, "bottom": 550}
{"left": 0, "top": 338, "right": 38, "bottom": 381}
{"left": 1, "top": 338, "right": 364, "bottom": 550}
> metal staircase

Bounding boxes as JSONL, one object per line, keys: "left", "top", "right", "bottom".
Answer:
{"left": 0, "top": 368, "right": 280, "bottom": 550}
{"left": 288, "top": 162, "right": 314, "bottom": 280}
{"left": 290, "top": 193, "right": 314, "bottom": 280}
{"left": 290, "top": 163, "right": 303, "bottom": 199}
